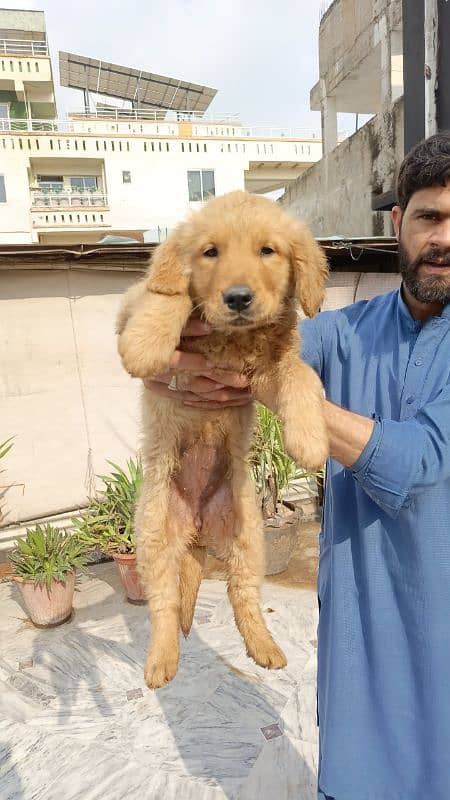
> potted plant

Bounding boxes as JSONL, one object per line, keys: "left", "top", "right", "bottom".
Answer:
{"left": 250, "top": 404, "right": 322, "bottom": 575}
{"left": 9, "top": 524, "right": 88, "bottom": 626}
{"left": 74, "top": 457, "right": 145, "bottom": 603}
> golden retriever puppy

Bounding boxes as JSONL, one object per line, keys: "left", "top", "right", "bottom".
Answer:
{"left": 117, "top": 191, "right": 328, "bottom": 689}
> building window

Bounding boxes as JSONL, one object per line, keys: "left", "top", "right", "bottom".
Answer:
{"left": 37, "top": 175, "right": 64, "bottom": 190}
{"left": 187, "top": 170, "right": 215, "bottom": 202}
{"left": 70, "top": 176, "right": 98, "bottom": 191}
{"left": 0, "top": 175, "right": 6, "bottom": 202}
{"left": 122, "top": 171, "right": 131, "bottom": 184}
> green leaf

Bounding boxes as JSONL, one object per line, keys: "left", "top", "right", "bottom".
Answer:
{"left": 9, "top": 522, "right": 90, "bottom": 585}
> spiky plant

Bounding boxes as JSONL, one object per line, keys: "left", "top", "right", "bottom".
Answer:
{"left": 10, "top": 524, "right": 88, "bottom": 589}
{"left": 73, "top": 457, "right": 143, "bottom": 554}
{"left": 250, "top": 403, "right": 323, "bottom": 519}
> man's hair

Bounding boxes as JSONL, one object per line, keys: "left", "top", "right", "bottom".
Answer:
{"left": 397, "top": 131, "right": 450, "bottom": 210}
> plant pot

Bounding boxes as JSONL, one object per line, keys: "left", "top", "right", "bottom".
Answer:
{"left": 13, "top": 571, "right": 75, "bottom": 627}
{"left": 112, "top": 552, "right": 145, "bottom": 603}
{"left": 264, "top": 503, "right": 301, "bottom": 576}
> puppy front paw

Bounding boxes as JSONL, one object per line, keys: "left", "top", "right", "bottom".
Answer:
{"left": 118, "top": 327, "right": 174, "bottom": 378}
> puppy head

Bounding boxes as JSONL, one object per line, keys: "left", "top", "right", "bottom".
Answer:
{"left": 148, "top": 191, "right": 328, "bottom": 329}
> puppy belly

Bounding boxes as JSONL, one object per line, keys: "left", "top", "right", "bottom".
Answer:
{"left": 170, "top": 442, "right": 234, "bottom": 550}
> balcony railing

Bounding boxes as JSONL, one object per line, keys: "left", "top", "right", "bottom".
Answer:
{"left": 69, "top": 108, "right": 241, "bottom": 123}
{"left": 1, "top": 115, "right": 324, "bottom": 141}
{"left": 0, "top": 38, "right": 48, "bottom": 56}
{"left": 0, "top": 119, "right": 56, "bottom": 132}
{"left": 31, "top": 190, "right": 108, "bottom": 208}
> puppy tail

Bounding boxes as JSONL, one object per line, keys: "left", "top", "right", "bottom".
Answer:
{"left": 179, "top": 546, "right": 206, "bottom": 638}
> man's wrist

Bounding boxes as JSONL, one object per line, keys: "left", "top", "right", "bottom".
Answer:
{"left": 323, "top": 400, "right": 375, "bottom": 468}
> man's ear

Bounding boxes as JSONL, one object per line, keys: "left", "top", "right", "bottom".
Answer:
{"left": 290, "top": 221, "right": 328, "bottom": 318}
{"left": 147, "top": 232, "right": 191, "bottom": 295}
{"left": 391, "top": 205, "right": 402, "bottom": 240}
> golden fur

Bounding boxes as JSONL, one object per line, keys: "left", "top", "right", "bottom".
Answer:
{"left": 117, "top": 191, "right": 328, "bottom": 689}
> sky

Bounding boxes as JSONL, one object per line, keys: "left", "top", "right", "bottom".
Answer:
{"left": 3, "top": 0, "right": 333, "bottom": 133}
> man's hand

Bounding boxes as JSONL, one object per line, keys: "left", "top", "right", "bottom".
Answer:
{"left": 143, "top": 319, "right": 252, "bottom": 408}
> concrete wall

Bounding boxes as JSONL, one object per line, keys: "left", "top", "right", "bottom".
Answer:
{"left": 0, "top": 9, "right": 46, "bottom": 34}
{"left": 0, "top": 146, "right": 35, "bottom": 243}
{"left": 281, "top": 99, "right": 404, "bottom": 237}
{"left": 0, "top": 268, "right": 141, "bottom": 528}
{"left": 317, "top": 0, "right": 402, "bottom": 97}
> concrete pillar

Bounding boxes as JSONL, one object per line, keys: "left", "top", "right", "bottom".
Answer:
{"left": 378, "top": 15, "right": 392, "bottom": 105}
{"left": 390, "top": 29, "right": 403, "bottom": 102}
{"left": 424, "top": 0, "right": 438, "bottom": 136}
{"left": 320, "top": 85, "right": 338, "bottom": 155}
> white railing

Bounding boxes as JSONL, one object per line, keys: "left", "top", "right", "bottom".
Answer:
{"left": 69, "top": 108, "right": 241, "bottom": 123}
{"left": 0, "top": 38, "right": 48, "bottom": 56}
{"left": 0, "top": 119, "right": 56, "bottom": 132}
{"left": 0, "top": 115, "right": 323, "bottom": 141}
{"left": 31, "top": 190, "right": 108, "bottom": 208}
{"left": 214, "top": 126, "right": 321, "bottom": 139}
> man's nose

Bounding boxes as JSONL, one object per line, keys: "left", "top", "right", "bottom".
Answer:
{"left": 222, "top": 285, "right": 254, "bottom": 312}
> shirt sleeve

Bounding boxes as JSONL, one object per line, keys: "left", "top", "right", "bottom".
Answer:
{"left": 351, "top": 383, "right": 450, "bottom": 518}
{"left": 299, "top": 316, "right": 325, "bottom": 379}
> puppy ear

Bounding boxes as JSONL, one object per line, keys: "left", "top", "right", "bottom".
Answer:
{"left": 290, "top": 223, "right": 328, "bottom": 317}
{"left": 147, "top": 233, "right": 191, "bottom": 296}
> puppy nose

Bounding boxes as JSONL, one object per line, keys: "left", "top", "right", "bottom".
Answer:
{"left": 222, "top": 285, "right": 254, "bottom": 312}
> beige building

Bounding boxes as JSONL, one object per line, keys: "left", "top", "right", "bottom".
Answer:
{"left": 0, "top": 9, "right": 324, "bottom": 247}
{"left": 281, "top": 0, "right": 404, "bottom": 237}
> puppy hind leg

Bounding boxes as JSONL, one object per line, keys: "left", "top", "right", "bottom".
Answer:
{"left": 136, "top": 485, "right": 187, "bottom": 689}
{"left": 179, "top": 545, "right": 206, "bottom": 638}
{"left": 226, "top": 474, "right": 287, "bottom": 670}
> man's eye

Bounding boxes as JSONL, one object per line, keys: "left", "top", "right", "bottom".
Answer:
{"left": 203, "top": 247, "right": 218, "bottom": 258}
{"left": 420, "top": 213, "right": 437, "bottom": 221}
{"left": 260, "top": 246, "right": 275, "bottom": 256}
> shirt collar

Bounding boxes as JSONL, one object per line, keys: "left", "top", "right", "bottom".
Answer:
{"left": 397, "top": 283, "right": 450, "bottom": 328}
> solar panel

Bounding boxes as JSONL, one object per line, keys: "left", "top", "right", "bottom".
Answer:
{"left": 59, "top": 51, "right": 217, "bottom": 114}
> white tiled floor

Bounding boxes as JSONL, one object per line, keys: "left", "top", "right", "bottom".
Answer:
{"left": 0, "top": 563, "right": 319, "bottom": 800}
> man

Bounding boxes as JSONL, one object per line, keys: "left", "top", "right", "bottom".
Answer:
{"left": 145, "top": 132, "right": 450, "bottom": 799}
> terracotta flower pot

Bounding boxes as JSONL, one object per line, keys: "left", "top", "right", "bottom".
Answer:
{"left": 112, "top": 552, "right": 145, "bottom": 603}
{"left": 13, "top": 571, "right": 75, "bottom": 627}
{"left": 264, "top": 503, "right": 301, "bottom": 576}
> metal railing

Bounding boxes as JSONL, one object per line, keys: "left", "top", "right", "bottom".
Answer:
{"left": 0, "top": 38, "right": 48, "bottom": 56}
{"left": 0, "top": 119, "right": 56, "bottom": 132}
{"left": 0, "top": 115, "right": 324, "bottom": 141}
{"left": 70, "top": 108, "right": 241, "bottom": 123}
{"left": 31, "top": 190, "right": 108, "bottom": 208}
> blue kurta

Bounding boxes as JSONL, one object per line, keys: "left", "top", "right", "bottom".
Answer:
{"left": 300, "top": 288, "right": 450, "bottom": 800}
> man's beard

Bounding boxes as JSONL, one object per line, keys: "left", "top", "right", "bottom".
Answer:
{"left": 399, "top": 241, "right": 450, "bottom": 305}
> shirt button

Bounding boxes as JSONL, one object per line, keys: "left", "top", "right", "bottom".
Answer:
{"left": 415, "top": 358, "right": 423, "bottom": 366}
{"left": 406, "top": 395, "right": 415, "bottom": 404}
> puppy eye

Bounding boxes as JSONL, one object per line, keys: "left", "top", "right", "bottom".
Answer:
{"left": 203, "top": 247, "right": 218, "bottom": 258}
{"left": 260, "top": 246, "right": 275, "bottom": 256}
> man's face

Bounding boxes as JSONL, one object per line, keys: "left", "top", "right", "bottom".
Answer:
{"left": 392, "top": 182, "right": 450, "bottom": 305}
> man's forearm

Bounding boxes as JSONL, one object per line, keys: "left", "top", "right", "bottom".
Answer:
{"left": 324, "top": 400, "right": 375, "bottom": 468}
